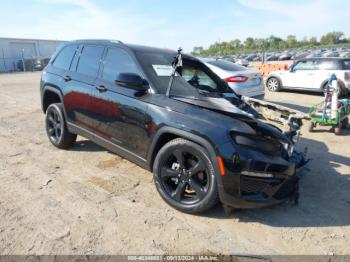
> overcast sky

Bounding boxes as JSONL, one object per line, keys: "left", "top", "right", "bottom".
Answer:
{"left": 1, "top": 0, "right": 349, "bottom": 51}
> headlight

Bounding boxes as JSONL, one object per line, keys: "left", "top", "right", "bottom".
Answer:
{"left": 231, "top": 133, "right": 282, "bottom": 155}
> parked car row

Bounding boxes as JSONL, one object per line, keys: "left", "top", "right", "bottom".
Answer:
{"left": 211, "top": 46, "right": 350, "bottom": 64}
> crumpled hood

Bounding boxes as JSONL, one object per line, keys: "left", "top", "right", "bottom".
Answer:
{"left": 174, "top": 94, "right": 291, "bottom": 144}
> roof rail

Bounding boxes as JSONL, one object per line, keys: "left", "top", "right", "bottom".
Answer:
{"left": 73, "top": 39, "right": 123, "bottom": 44}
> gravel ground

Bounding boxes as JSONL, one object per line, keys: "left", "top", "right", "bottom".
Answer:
{"left": 0, "top": 72, "right": 349, "bottom": 255}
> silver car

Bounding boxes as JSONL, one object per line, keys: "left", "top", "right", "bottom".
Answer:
{"left": 202, "top": 59, "right": 265, "bottom": 99}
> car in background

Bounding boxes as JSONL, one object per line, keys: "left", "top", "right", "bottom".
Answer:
{"left": 202, "top": 58, "right": 265, "bottom": 99}
{"left": 16, "top": 57, "right": 51, "bottom": 71}
{"left": 266, "top": 57, "right": 350, "bottom": 97}
{"left": 235, "top": 58, "right": 249, "bottom": 67}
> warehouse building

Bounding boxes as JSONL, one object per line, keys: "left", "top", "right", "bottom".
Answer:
{"left": 0, "top": 37, "right": 65, "bottom": 72}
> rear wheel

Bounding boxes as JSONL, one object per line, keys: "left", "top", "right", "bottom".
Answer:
{"left": 153, "top": 138, "right": 218, "bottom": 214}
{"left": 46, "top": 103, "right": 77, "bottom": 149}
{"left": 266, "top": 77, "right": 281, "bottom": 92}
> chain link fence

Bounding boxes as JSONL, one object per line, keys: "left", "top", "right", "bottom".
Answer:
{"left": 0, "top": 49, "right": 51, "bottom": 73}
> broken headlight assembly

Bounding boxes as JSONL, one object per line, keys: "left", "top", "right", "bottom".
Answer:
{"left": 231, "top": 132, "right": 282, "bottom": 156}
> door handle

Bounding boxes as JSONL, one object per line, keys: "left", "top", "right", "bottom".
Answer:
{"left": 96, "top": 85, "right": 107, "bottom": 92}
{"left": 63, "top": 75, "right": 72, "bottom": 82}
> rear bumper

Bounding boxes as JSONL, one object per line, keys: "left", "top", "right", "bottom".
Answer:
{"left": 228, "top": 82, "right": 265, "bottom": 100}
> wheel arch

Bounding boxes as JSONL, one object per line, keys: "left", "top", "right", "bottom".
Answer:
{"left": 147, "top": 127, "right": 220, "bottom": 177}
{"left": 320, "top": 78, "right": 347, "bottom": 96}
{"left": 266, "top": 74, "right": 283, "bottom": 87}
{"left": 42, "top": 85, "right": 64, "bottom": 113}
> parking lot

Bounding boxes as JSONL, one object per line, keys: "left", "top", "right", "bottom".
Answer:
{"left": 0, "top": 72, "right": 349, "bottom": 255}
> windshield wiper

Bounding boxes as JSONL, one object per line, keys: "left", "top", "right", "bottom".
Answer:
{"left": 165, "top": 47, "right": 183, "bottom": 97}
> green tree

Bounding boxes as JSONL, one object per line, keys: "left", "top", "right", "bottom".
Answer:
{"left": 320, "top": 31, "right": 344, "bottom": 45}
{"left": 244, "top": 37, "right": 255, "bottom": 50}
{"left": 309, "top": 37, "right": 318, "bottom": 46}
{"left": 193, "top": 31, "right": 350, "bottom": 57}
{"left": 286, "top": 35, "right": 297, "bottom": 48}
{"left": 191, "top": 46, "right": 204, "bottom": 56}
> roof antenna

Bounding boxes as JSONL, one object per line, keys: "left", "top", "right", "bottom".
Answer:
{"left": 166, "top": 47, "right": 183, "bottom": 97}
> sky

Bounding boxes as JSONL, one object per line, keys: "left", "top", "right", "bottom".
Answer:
{"left": 1, "top": 0, "right": 350, "bottom": 51}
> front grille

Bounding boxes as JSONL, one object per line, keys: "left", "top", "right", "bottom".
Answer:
{"left": 240, "top": 176, "right": 271, "bottom": 195}
{"left": 274, "top": 176, "right": 299, "bottom": 200}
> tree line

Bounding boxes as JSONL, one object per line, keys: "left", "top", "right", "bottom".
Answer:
{"left": 191, "top": 32, "right": 350, "bottom": 56}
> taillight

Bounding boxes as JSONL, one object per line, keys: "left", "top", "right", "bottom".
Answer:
{"left": 224, "top": 75, "right": 248, "bottom": 83}
{"left": 344, "top": 72, "right": 350, "bottom": 81}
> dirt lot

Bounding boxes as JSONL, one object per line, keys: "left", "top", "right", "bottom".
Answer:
{"left": 0, "top": 72, "right": 349, "bottom": 255}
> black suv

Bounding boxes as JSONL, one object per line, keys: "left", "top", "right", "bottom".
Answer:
{"left": 41, "top": 40, "right": 305, "bottom": 213}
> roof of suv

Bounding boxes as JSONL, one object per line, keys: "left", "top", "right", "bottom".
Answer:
{"left": 69, "top": 39, "right": 177, "bottom": 54}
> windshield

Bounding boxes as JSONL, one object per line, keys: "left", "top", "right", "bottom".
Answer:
{"left": 134, "top": 50, "right": 233, "bottom": 97}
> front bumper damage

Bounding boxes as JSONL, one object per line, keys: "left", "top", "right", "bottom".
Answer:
{"left": 217, "top": 97, "right": 310, "bottom": 210}
{"left": 218, "top": 144, "right": 308, "bottom": 210}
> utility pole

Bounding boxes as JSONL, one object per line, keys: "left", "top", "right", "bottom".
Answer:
{"left": 1, "top": 48, "right": 6, "bottom": 72}
{"left": 21, "top": 48, "right": 25, "bottom": 72}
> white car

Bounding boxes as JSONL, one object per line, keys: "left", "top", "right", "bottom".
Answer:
{"left": 202, "top": 59, "right": 265, "bottom": 99}
{"left": 266, "top": 58, "right": 350, "bottom": 96}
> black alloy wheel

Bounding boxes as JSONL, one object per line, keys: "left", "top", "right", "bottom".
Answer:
{"left": 153, "top": 138, "right": 218, "bottom": 213}
{"left": 45, "top": 103, "right": 77, "bottom": 149}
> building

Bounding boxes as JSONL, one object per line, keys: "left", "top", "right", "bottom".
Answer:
{"left": 0, "top": 37, "right": 65, "bottom": 72}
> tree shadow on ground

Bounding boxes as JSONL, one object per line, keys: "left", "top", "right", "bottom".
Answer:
{"left": 203, "top": 136, "right": 350, "bottom": 228}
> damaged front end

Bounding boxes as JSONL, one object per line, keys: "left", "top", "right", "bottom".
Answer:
{"left": 242, "top": 96, "right": 310, "bottom": 170}
{"left": 175, "top": 94, "right": 310, "bottom": 209}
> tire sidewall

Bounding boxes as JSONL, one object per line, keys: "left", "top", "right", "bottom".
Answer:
{"left": 45, "top": 103, "right": 66, "bottom": 147}
{"left": 153, "top": 139, "right": 217, "bottom": 213}
{"left": 267, "top": 77, "right": 281, "bottom": 92}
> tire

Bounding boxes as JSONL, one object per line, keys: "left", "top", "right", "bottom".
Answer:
{"left": 266, "top": 77, "right": 281, "bottom": 92}
{"left": 308, "top": 121, "right": 315, "bottom": 132}
{"left": 341, "top": 117, "right": 348, "bottom": 129}
{"left": 45, "top": 103, "right": 77, "bottom": 149}
{"left": 153, "top": 138, "right": 218, "bottom": 214}
{"left": 334, "top": 122, "right": 342, "bottom": 136}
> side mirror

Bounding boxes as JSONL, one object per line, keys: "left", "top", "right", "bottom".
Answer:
{"left": 115, "top": 73, "right": 149, "bottom": 92}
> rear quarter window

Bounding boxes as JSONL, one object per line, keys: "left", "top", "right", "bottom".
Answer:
{"left": 52, "top": 45, "right": 78, "bottom": 70}
{"left": 342, "top": 60, "right": 350, "bottom": 70}
{"left": 317, "top": 60, "right": 341, "bottom": 70}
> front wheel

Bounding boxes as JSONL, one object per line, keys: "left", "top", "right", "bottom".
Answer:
{"left": 46, "top": 103, "right": 77, "bottom": 149}
{"left": 266, "top": 77, "right": 281, "bottom": 92}
{"left": 153, "top": 138, "right": 218, "bottom": 214}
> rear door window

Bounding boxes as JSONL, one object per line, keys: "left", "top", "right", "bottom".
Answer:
{"left": 76, "top": 45, "right": 104, "bottom": 78}
{"left": 52, "top": 45, "right": 78, "bottom": 70}
{"left": 102, "top": 47, "right": 140, "bottom": 82}
{"left": 293, "top": 60, "right": 317, "bottom": 71}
